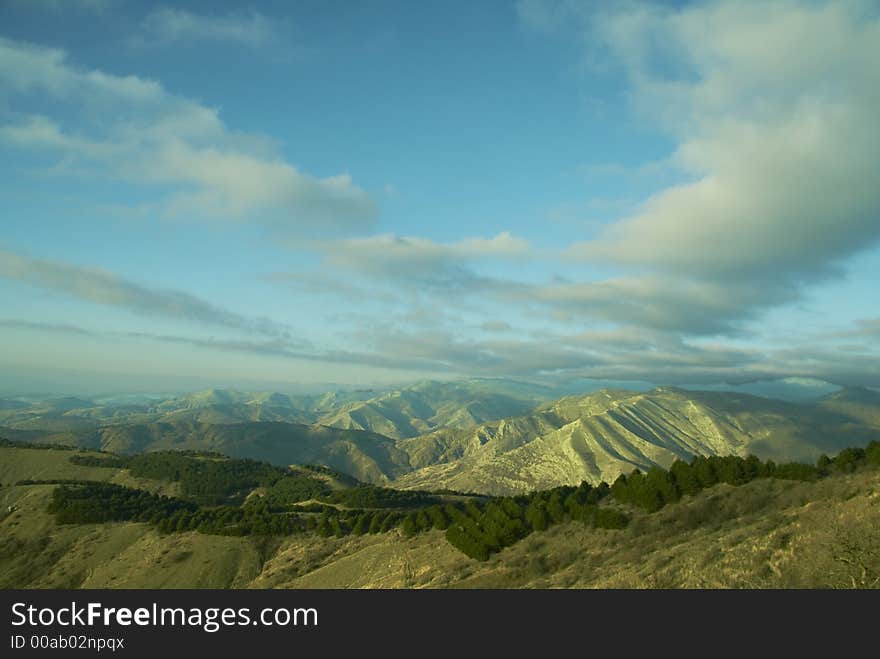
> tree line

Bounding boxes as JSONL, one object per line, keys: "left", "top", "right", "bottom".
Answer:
{"left": 322, "top": 485, "right": 445, "bottom": 509}
{"left": 69, "top": 452, "right": 331, "bottom": 506}
{"left": 47, "top": 482, "right": 196, "bottom": 524}
{"left": 440, "top": 484, "right": 628, "bottom": 560}
{"left": 47, "top": 482, "right": 305, "bottom": 535}
{"left": 611, "top": 442, "right": 880, "bottom": 513}
{"left": 40, "top": 440, "right": 880, "bottom": 561}
{"left": 67, "top": 452, "right": 443, "bottom": 509}
{"left": 1, "top": 437, "right": 78, "bottom": 451}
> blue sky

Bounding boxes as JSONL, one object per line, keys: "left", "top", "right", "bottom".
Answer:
{"left": 1, "top": 0, "right": 879, "bottom": 393}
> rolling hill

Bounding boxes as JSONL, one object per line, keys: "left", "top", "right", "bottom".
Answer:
{"left": 2, "top": 443, "right": 877, "bottom": 589}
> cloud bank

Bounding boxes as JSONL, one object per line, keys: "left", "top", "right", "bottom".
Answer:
{"left": 6, "top": 316, "right": 879, "bottom": 387}
{"left": 0, "top": 249, "right": 291, "bottom": 338}
{"left": 520, "top": 0, "right": 880, "bottom": 335}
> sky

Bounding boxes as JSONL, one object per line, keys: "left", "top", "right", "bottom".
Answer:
{"left": 1, "top": 0, "right": 879, "bottom": 394}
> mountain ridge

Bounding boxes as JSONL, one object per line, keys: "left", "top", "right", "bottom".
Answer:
{"left": 392, "top": 387, "right": 880, "bottom": 494}
{"left": 4, "top": 384, "right": 880, "bottom": 496}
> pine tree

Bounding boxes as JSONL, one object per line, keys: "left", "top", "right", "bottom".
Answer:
{"left": 415, "top": 510, "right": 431, "bottom": 531}
{"left": 427, "top": 506, "right": 449, "bottom": 529}
{"left": 866, "top": 441, "right": 880, "bottom": 466}
{"left": 525, "top": 500, "right": 549, "bottom": 531}
{"left": 669, "top": 459, "right": 700, "bottom": 496}
{"left": 368, "top": 512, "right": 384, "bottom": 534}
{"left": 547, "top": 492, "right": 566, "bottom": 523}
{"left": 401, "top": 513, "right": 418, "bottom": 538}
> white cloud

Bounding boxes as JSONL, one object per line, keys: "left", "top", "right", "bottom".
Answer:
{"left": 5, "top": 312, "right": 879, "bottom": 386}
{"left": 320, "top": 232, "right": 530, "bottom": 281}
{"left": 455, "top": 232, "right": 531, "bottom": 257}
{"left": 573, "top": 2, "right": 880, "bottom": 279}
{"left": 0, "top": 37, "right": 374, "bottom": 230}
{"left": 0, "top": 115, "right": 106, "bottom": 156}
{"left": 523, "top": 1, "right": 880, "bottom": 334}
{"left": 0, "top": 248, "right": 291, "bottom": 338}
{"left": 522, "top": 275, "right": 786, "bottom": 335}
{"left": 137, "top": 8, "right": 275, "bottom": 48}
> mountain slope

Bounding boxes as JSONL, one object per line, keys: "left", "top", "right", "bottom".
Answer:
{"left": 314, "top": 380, "right": 552, "bottom": 439}
{"left": 0, "top": 380, "right": 552, "bottom": 440}
{"left": 393, "top": 387, "right": 879, "bottom": 495}
{"left": 817, "top": 387, "right": 880, "bottom": 429}
{"left": 2, "top": 422, "right": 410, "bottom": 484}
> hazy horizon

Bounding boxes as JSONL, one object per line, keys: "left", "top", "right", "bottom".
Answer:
{"left": 2, "top": 0, "right": 879, "bottom": 390}
{"left": 0, "top": 364, "right": 860, "bottom": 406}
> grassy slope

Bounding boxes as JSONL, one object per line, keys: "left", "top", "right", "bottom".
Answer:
{"left": 0, "top": 486, "right": 261, "bottom": 588}
{"left": 450, "top": 471, "right": 880, "bottom": 588}
{"left": 269, "top": 468, "right": 880, "bottom": 589}
{"left": 2, "top": 446, "right": 877, "bottom": 589}
{"left": 0, "top": 447, "right": 180, "bottom": 495}
{"left": 0, "top": 448, "right": 265, "bottom": 588}
{"left": 0, "top": 447, "right": 117, "bottom": 484}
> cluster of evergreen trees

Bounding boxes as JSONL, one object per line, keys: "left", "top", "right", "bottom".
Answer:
{"left": 65, "top": 451, "right": 446, "bottom": 510}
{"left": 299, "top": 464, "right": 362, "bottom": 487}
{"left": 416, "top": 442, "right": 880, "bottom": 560}
{"left": 48, "top": 482, "right": 196, "bottom": 524}
{"left": 69, "top": 452, "right": 331, "bottom": 506}
{"left": 311, "top": 508, "right": 407, "bottom": 537}
{"left": 41, "top": 440, "right": 880, "bottom": 561}
{"left": 610, "top": 444, "right": 880, "bottom": 514}
{"left": 46, "top": 478, "right": 629, "bottom": 551}
{"left": 68, "top": 455, "right": 127, "bottom": 468}
{"left": 152, "top": 498, "right": 305, "bottom": 536}
{"left": 263, "top": 477, "right": 329, "bottom": 509}
{"left": 16, "top": 479, "right": 109, "bottom": 486}
{"left": 48, "top": 482, "right": 305, "bottom": 535}
{"left": 304, "top": 500, "right": 469, "bottom": 540}
{"left": 286, "top": 483, "right": 630, "bottom": 561}
{"left": 1, "top": 437, "right": 77, "bottom": 451}
{"left": 322, "top": 485, "right": 445, "bottom": 509}
{"left": 125, "top": 453, "right": 285, "bottom": 504}
{"left": 441, "top": 484, "right": 629, "bottom": 560}
{"left": 817, "top": 441, "right": 880, "bottom": 474}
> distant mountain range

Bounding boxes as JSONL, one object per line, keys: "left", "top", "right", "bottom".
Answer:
{"left": 0, "top": 379, "right": 552, "bottom": 438}
{"left": 312, "top": 380, "right": 550, "bottom": 439}
{"left": 2, "top": 380, "right": 879, "bottom": 495}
